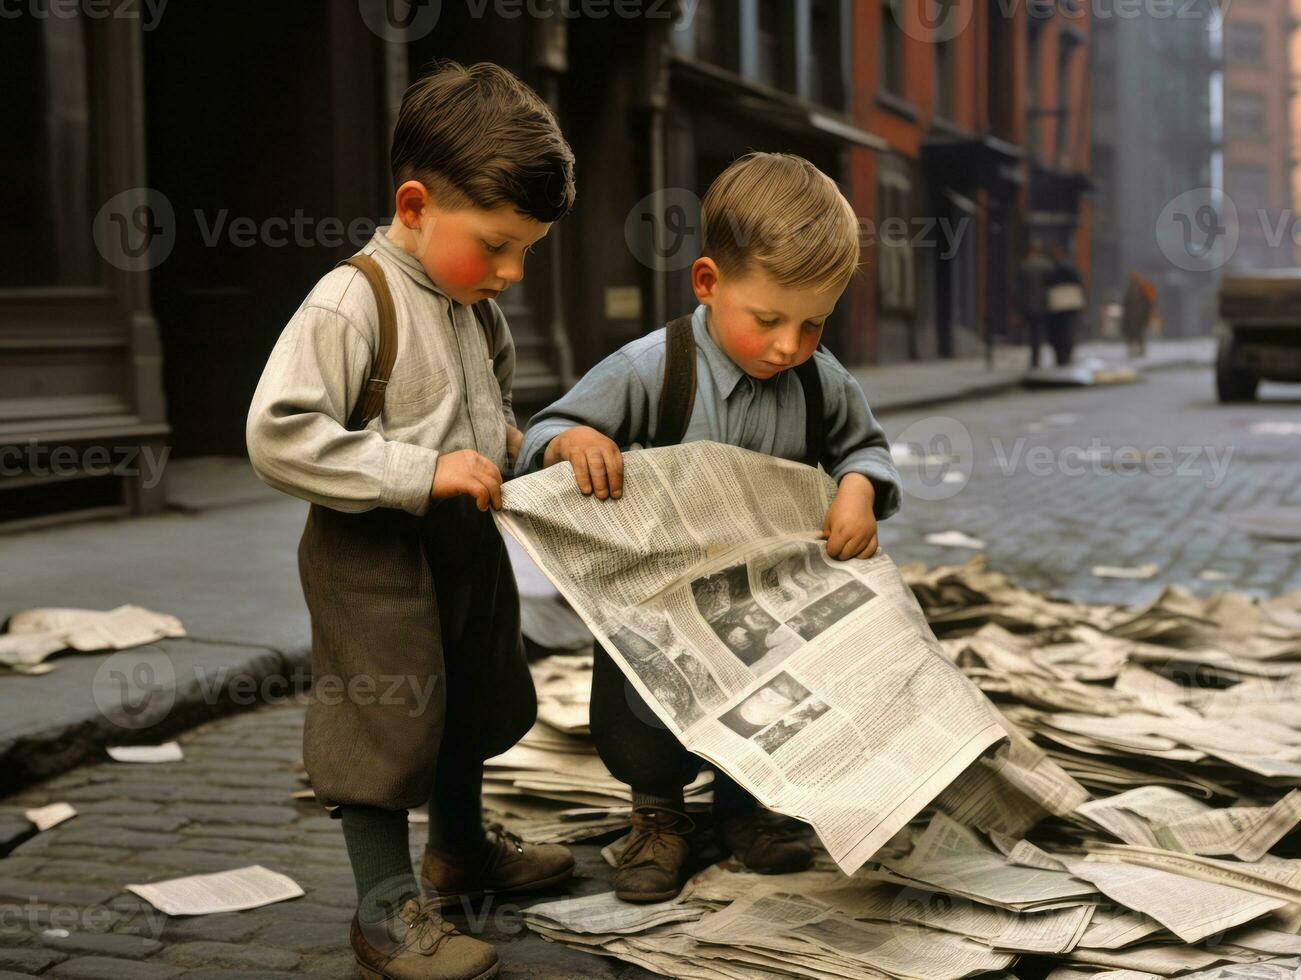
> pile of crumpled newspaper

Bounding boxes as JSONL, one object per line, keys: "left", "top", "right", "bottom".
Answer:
{"left": 496, "top": 556, "right": 1301, "bottom": 979}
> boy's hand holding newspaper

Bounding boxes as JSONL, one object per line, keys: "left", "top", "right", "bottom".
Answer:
{"left": 431, "top": 449, "right": 504, "bottom": 511}
{"left": 544, "top": 426, "right": 624, "bottom": 500}
{"left": 822, "top": 472, "right": 878, "bottom": 561}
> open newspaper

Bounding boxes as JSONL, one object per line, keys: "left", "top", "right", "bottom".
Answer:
{"left": 498, "top": 442, "right": 1008, "bottom": 873}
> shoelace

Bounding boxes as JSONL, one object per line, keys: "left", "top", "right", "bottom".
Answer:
{"left": 404, "top": 900, "right": 460, "bottom": 957}
{"left": 485, "top": 822, "right": 525, "bottom": 856}
{"left": 621, "top": 808, "right": 694, "bottom": 870}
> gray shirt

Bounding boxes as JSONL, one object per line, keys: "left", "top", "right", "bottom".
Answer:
{"left": 519, "top": 305, "right": 901, "bottom": 520}
{"left": 246, "top": 228, "right": 515, "bottom": 517}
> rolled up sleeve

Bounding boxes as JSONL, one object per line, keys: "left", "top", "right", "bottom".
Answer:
{"left": 245, "top": 303, "right": 438, "bottom": 515}
{"left": 817, "top": 357, "right": 902, "bottom": 521}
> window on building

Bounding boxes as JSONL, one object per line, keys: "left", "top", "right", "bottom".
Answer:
{"left": 807, "top": 0, "right": 845, "bottom": 108}
{"left": 1055, "top": 39, "right": 1080, "bottom": 167}
{"left": 877, "top": 173, "right": 915, "bottom": 313}
{"left": 1230, "top": 163, "right": 1270, "bottom": 214}
{"left": 674, "top": 0, "right": 740, "bottom": 72}
{"left": 934, "top": 36, "right": 954, "bottom": 119}
{"left": 1026, "top": 22, "right": 1042, "bottom": 155}
{"left": 1, "top": 12, "right": 97, "bottom": 287}
{"left": 1228, "top": 22, "right": 1266, "bottom": 64}
{"left": 755, "top": 0, "right": 794, "bottom": 91}
{"left": 1227, "top": 90, "right": 1268, "bottom": 141}
{"left": 880, "top": 0, "right": 905, "bottom": 96}
{"left": 679, "top": 0, "right": 846, "bottom": 108}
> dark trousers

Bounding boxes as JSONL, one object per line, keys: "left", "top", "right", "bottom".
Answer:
{"left": 298, "top": 497, "right": 536, "bottom": 816}
{"left": 1047, "top": 312, "right": 1075, "bottom": 366}
{"left": 1026, "top": 315, "right": 1046, "bottom": 368}
{"left": 590, "top": 645, "right": 754, "bottom": 814}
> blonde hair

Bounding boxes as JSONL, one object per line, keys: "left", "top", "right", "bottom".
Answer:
{"left": 701, "top": 152, "right": 861, "bottom": 291}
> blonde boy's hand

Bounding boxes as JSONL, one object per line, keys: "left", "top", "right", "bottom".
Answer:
{"left": 506, "top": 425, "right": 523, "bottom": 468}
{"left": 543, "top": 426, "right": 623, "bottom": 500}
{"left": 822, "top": 473, "right": 878, "bottom": 561}
{"left": 431, "top": 449, "right": 503, "bottom": 511}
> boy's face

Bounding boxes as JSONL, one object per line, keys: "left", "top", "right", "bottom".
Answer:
{"left": 393, "top": 182, "right": 552, "bottom": 306}
{"left": 691, "top": 258, "right": 844, "bottom": 380}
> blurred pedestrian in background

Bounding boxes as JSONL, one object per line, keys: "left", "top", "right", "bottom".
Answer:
{"left": 1017, "top": 242, "right": 1053, "bottom": 368}
{"left": 1045, "top": 244, "right": 1085, "bottom": 367}
{"left": 1121, "top": 270, "right": 1156, "bottom": 359}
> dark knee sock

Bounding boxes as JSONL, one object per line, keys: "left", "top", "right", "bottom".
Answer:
{"left": 427, "top": 758, "right": 487, "bottom": 854}
{"left": 632, "top": 788, "right": 687, "bottom": 813}
{"left": 712, "top": 768, "right": 758, "bottom": 819}
{"left": 340, "top": 805, "right": 417, "bottom": 925}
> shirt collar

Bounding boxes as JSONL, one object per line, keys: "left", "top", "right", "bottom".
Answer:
{"left": 369, "top": 226, "right": 454, "bottom": 303}
{"left": 691, "top": 304, "right": 750, "bottom": 398}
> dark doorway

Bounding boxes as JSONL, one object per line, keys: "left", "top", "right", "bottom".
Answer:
{"left": 143, "top": 8, "right": 390, "bottom": 456}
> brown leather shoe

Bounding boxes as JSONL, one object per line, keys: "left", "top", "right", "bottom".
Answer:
{"left": 613, "top": 806, "right": 695, "bottom": 904}
{"left": 717, "top": 807, "right": 814, "bottom": 874}
{"left": 420, "top": 824, "right": 574, "bottom": 905}
{"left": 350, "top": 894, "right": 499, "bottom": 980}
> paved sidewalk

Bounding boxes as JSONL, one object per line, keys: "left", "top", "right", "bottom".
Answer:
{"left": 0, "top": 493, "right": 311, "bottom": 801}
{"left": 855, "top": 336, "right": 1215, "bottom": 413}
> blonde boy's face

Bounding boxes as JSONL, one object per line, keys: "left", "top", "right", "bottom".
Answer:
{"left": 691, "top": 257, "right": 844, "bottom": 380}
{"left": 391, "top": 181, "right": 551, "bottom": 306}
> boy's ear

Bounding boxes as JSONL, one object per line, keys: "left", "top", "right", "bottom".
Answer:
{"left": 393, "top": 180, "right": 431, "bottom": 228}
{"left": 691, "top": 256, "right": 721, "bottom": 304}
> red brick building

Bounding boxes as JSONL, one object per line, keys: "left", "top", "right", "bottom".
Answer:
{"left": 848, "top": 0, "right": 1092, "bottom": 362}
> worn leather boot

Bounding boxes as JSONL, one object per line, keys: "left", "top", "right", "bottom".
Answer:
{"left": 421, "top": 823, "right": 574, "bottom": 905}
{"left": 613, "top": 806, "right": 696, "bottom": 903}
{"left": 717, "top": 807, "right": 814, "bottom": 874}
{"left": 350, "top": 894, "right": 499, "bottom": 980}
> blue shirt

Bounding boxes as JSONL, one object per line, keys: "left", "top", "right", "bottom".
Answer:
{"left": 519, "top": 305, "right": 901, "bottom": 520}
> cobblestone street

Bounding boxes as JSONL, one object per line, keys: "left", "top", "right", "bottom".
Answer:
{"left": 0, "top": 365, "right": 1297, "bottom": 978}
{"left": 877, "top": 367, "right": 1301, "bottom": 604}
{"left": 0, "top": 702, "right": 651, "bottom": 980}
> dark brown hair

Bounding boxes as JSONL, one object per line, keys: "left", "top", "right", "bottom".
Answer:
{"left": 391, "top": 60, "right": 575, "bottom": 223}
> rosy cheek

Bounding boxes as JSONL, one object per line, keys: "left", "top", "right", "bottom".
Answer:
{"left": 436, "top": 244, "right": 490, "bottom": 289}
{"left": 727, "top": 328, "right": 770, "bottom": 359}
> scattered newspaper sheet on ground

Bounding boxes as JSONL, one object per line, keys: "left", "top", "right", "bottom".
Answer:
{"left": 499, "top": 442, "right": 1010, "bottom": 873}
{"left": 503, "top": 514, "right": 1301, "bottom": 979}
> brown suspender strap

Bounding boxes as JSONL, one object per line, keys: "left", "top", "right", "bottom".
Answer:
{"left": 339, "top": 255, "right": 496, "bottom": 431}
{"left": 339, "top": 255, "right": 398, "bottom": 432}
{"left": 794, "top": 355, "right": 826, "bottom": 468}
{"left": 654, "top": 313, "right": 698, "bottom": 447}
{"left": 654, "top": 313, "right": 827, "bottom": 467}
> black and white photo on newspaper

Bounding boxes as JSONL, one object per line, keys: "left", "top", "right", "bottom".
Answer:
{"left": 497, "top": 441, "right": 1079, "bottom": 873}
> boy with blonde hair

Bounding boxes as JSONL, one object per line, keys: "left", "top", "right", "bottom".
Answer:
{"left": 249, "top": 61, "right": 577, "bottom": 979}
{"left": 519, "top": 152, "right": 901, "bottom": 902}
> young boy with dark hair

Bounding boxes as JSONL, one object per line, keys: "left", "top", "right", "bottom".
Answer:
{"left": 248, "top": 61, "right": 576, "bottom": 980}
{"left": 519, "top": 152, "right": 902, "bottom": 904}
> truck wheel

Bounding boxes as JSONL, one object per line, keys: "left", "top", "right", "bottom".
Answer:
{"left": 1216, "top": 339, "right": 1258, "bottom": 402}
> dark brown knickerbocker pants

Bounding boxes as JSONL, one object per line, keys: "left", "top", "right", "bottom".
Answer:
{"left": 297, "top": 496, "right": 536, "bottom": 817}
